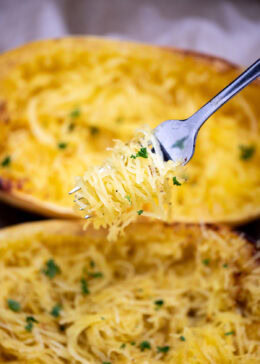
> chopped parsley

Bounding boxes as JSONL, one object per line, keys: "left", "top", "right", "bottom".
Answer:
{"left": 180, "top": 335, "right": 186, "bottom": 341}
{"left": 88, "top": 272, "right": 103, "bottom": 278}
{"left": 25, "top": 316, "right": 38, "bottom": 332}
{"left": 154, "top": 299, "right": 164, "bottom": 307}
{"left": 42, "top": 259, "right": 61, "bottom": 279}
{"left": 130, "top": 147, "right": 148, "bottom": 159}
{"left": 224, "top": 331, "right": 235, "bottom": 336}
{"left": 120, "top": 343, "right": 126, "bottom": 349}
{"left": 102, "top": 362, "right": 111, "bottom": 364}
{"left": 173, "top": 176, "right": 181, "bottom": 186}
{"left": 70, "top": 108, "right": 80, "bottom": 118}
{"left": 58, "top": 142, "right": 67, "bottom": 149}
{"left": 157, "top": 346, "right": 170, "bottom": 353}
{"left": 137, "top": 210, "right": 143, "bottom": 215}
{"left": 81, "top": 278, "right": 90, "bottom": 295}
{"left": 239, "top": 145, "right": 255, "bottom": 160}
{"left": 125, "top": 195, "right": 131, "bottom": 203}
{"left": 223, "top": 263, "right": 228, "bottom": 268}
{"left": 68, "top": 122, "right": 75, "bottom": 131}
{"left": 131, "top": 341, "right": 136, "bottom": 346}
{"left": 7, "top": 299, "right": 21, "bottom": 312}
{"left": 90, "top": 126, "right": 99, "bottom": 135}
{"left": 50, "top": 304, "right": 62, "bottom": 318}
{"left": 1, "top": 155, "right": 11, "bottom": 167}
{"left": 171, "top": 136, "right": 188, "bottom": 150}
{"left": 90, "top": 260, "right": 95, "bottom": 268}
{"left": 139, "top": 341, "right": 151, "bottom": 351}
{"left": 202, "top": 259, "right": 210, "bottom": 266}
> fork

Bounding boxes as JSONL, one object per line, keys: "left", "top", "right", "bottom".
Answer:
{"left": 154, "top": 58, "right": 260, "bottom": 164}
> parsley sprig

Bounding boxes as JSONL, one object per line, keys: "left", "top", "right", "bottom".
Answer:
{"left": 88, "top": 272, "right": 103, "bottom": 278}
{"left": 131, "top": 147, "right": 148, "bottom": 159}
{"left": 224, "top": 331, "right": 235, "bottom": 336}
{"left": 173, "top": 176, "right": 181, "bottom": 186}
{"left": 239, "top": 145, "right": 255, "bottom": 160}
{"left": 58, "top": 142, "right": 67, "bottom": 149}
{"left": 42, "top": 259, "right": 61, "bottom": 279}
{"left": 139, "top": 341, "right": 151, "bottom": 351}
{"left": 1, "top": 155, "right": 11, "bottom": 167}
{"left": 50, "top": 304, "right": 62, "bottom": 318}
{"left": 157, "top": 345, "right": 170, "bottom": 353}
{"left": 154, "top": 299, "right": 164, "bottom": 309}
{"left": 70, "top": 108, "right": 80, "bottom": 118}
{"left": 81, "top": 278, "right": 90, "bottom": 295}
{"left": 7, "top": 299, "right": 21, "bottom": 312}
{"left": 25, "top": 316, "right": 38, "bottom": 332}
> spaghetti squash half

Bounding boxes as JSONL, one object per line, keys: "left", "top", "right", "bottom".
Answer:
{"left": 0, "top": 37, "right": 259, "bottom": 223}
{"left": 0, "top": 220, "right": 259, "bottom": 363}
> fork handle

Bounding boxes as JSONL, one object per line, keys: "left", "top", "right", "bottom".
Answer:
{"left": 190, "top": 58, "right": 260, "bottom": 127}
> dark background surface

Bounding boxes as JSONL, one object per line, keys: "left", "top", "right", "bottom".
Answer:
{"left": 0, "top": 201, "right": 259, "bottom": 242}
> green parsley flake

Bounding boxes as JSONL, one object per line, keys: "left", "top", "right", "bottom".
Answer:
{"left": 137, "top": 210, "right": 143, "bottom": 215}
{"left": 90, "top": 126, "right": 99, "bottom": 135}
{"left": 7, "top": 299, "right": 21, "bottom": 312}
{"left": 139, "top": 341, "right": 151, "bottom": 351}
{"left": 154, "top": 299, "right": 164, "bottom": 307}
{"left": 25, "top": 316, "right": 38, "bottom": 332}
{"left": 70, "top": 108, "right": 80, "bottom": 118}
{"left": 223, "top": 263, "right": 228, "bottom": 268}
{"left": 90, "top": 260, "right": 95, "bottom": 268}
{"left": 157, "top": 346, "right": 170, "bottom": 353}
{"left": 173, "top": 176, "right": 181, "bottom": 186}
{"left": 102, "top": 362, "right": 111, "bottom": 364}
{"left": 180, "top": 335, "right": 186, "bottom": 341}
{"left": 81, "top": 278, "right": 90, "bottom": 295}
{"left": 130, "top": 147, "right": 148, "bottom": 159}
{"left": 68, "top": 122, "right": 75, "bottom": 131}
{"left": 224, "top": 331, "right": 235, "bottom": 336}
{"left": 171, "top": 136, "right": 188, "bottom": 150}
{"left": 1, "top": 155, "right": 11, "bottom": 167}
{"left": 88, "top": 272, "right": 103, "bottom": 278}
{"left": 131, "top": 341, "right": 136, "bottom": 346}
{"left": 42, "top": 259, "right": 61, "bottom": 279}
{"left": 58, "top": 142, "right": 67, "bottom": 149}
{"left": 120, "top": 343, "right": 126, "bottom": 349}
{"left": 125, "top": 195, "right": 131, "bottom": 203}
{"left": 202, "top": 259, "right": 210, "bottom": 266}
{"left": 239, "top": 145, "right": 255, "bottom": 160}
{"left": 50, "top": 304, "right": 62, "bottom": 318}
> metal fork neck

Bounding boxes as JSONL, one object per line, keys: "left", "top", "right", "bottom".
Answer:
{"left": 189, "top": 58, "right": 260, "bottom": 128}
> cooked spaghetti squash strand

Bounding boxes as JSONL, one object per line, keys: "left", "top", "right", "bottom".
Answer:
{"left": 70, "top": 127, "right": 184, "bottom": 240}
{"left": 0, "top": 222, "right": 259, "bottom": 363}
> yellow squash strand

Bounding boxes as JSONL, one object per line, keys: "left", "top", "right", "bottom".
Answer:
{"left": 71, "top": 127, "right": 183, "bottom": 240}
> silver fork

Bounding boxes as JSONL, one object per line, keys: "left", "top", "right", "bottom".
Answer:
{"left": 154, "top": 58, "right": 260, "bottom": 164}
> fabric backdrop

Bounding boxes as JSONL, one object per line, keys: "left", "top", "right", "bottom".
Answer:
{"left": 0, "top": 0, "right": 260, "bottom": 66}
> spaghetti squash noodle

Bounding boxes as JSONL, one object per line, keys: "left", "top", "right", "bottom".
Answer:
{"left": 0, "top": 220, "right": 259, "bottom": 363}
{"left": 70, "top": 127, "right": 183, "bottom": 240}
